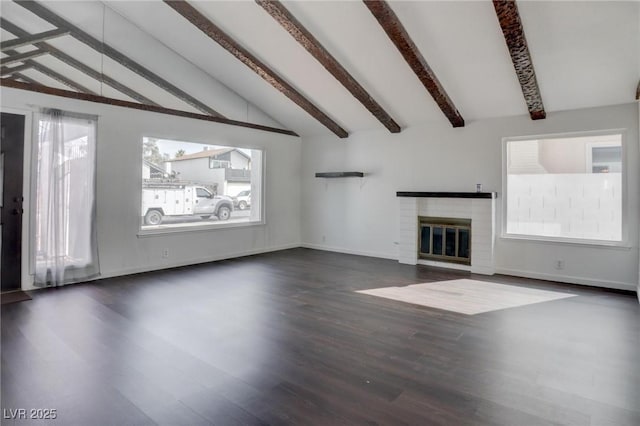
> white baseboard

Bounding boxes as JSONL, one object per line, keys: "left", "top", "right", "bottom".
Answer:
{"left": 495, "top": 267, "right": 637, "bottom": 292}
{"left": 22, "top": 242, "right": 636, "bottom": 295}
{"left": 23, "top": 243, "right": 301, "bottom": 290}
{"left": 21, "top": 280, "right": 39, "bottom": 291}
{"left": 301, "top": 244, "right": 637, "bottom": 293}
{"left": 301, "top": 243, "right": 397, "bottom": 260}
{"left": 101, "top": 243, "right": 301, "bottom": 279}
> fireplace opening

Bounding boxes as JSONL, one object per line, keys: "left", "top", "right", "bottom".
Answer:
{"left": 418, "top": 217, "right": 471, "bottom": 265}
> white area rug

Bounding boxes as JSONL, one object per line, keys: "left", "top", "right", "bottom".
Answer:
{"left": 357, "top": 279, "right": 576, "bottom": 315}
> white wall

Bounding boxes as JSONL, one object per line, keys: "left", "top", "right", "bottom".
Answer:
{"left": 171, "top": 158, "right": 214, "bottom": 184}
{"left": 302, "top": 103, "right": 640, "bottom": 292}
{"left": 229, "top": 151, "right": 250, "bottom": 169}
{"left": 1, "top": 88, "right": 301, "bottom": 290}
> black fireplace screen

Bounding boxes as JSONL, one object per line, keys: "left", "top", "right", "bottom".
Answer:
{"left": 419, "top": 217, "right": 471, "bottom": 265}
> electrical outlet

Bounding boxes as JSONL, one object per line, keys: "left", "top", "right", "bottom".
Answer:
{"left": 555, "top": 260, "right": 564, "bottom": 270}
{"left": 162, "top": 248, "right": 169, "bottom": 259}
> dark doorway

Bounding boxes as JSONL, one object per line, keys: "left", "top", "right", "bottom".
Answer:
{"left": 1, "top": 113, "right": 25, "bottom": 292}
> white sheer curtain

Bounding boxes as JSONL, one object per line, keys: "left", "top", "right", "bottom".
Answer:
{"left": 33, "top": 109, "right": 99, "bottom": 287}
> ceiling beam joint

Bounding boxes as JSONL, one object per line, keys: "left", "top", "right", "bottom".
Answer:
{"left": 2, "top": 42, "right": 94, "bottom": 94}
{"left": 11, "top": 72, "right": 40, "bottom": 85}
{"left": 1, "top": 63, "right": 32, "bottom": 77}
{"left": 1, "top": 49, "right": 47, "bottom": 66}
{"left": 256, "top": 0, "right": 400, "bottom": 133}
{"left": 0, "top": 18, "right": 157, "bottom": 106}
{"left": 1, "top": 28, "right": 69, "bottom": 51}
{"left": 15, "top": 0, "right": 224, "bottom": 118}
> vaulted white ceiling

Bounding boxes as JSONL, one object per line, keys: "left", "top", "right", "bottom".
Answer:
{"left": 1, "top": 0, "right": 639, "bottom": 138}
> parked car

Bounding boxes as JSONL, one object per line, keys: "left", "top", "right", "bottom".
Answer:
{"left": 142, "top": 183, "right": 233, "bottom": 225}
{"left": 232, "top": 190, "right": 251, "bottom": 210}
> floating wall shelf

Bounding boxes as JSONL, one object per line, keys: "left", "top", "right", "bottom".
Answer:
{"left": 396, "top": 191, "right": 497, "bottom": 199}
{"left": 315, "top": 172, "right": 364, "bottom": 178}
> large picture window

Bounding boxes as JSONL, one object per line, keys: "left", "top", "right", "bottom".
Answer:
{"left": 504, "top": 132, "right": 624, "bottom": 244}
{"left": 140, "top": 137, "right": 262, "bottom": 231}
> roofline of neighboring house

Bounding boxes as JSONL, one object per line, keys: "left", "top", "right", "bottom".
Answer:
{"left": 166, "top": 147, "right": 251, "bottom": 163}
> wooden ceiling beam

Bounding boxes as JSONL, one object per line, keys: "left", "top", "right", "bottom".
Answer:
{"left": 363, "top": 0, "right": 464, "bottom": 128}
{"left": 0, "top": 18, "right": 158, "bottom": 106}
{"left": 164, "top": 0, "right": 348, "bottom": 138}
{"left": 493, "top": 0, "right": 545, "bottom": 120}
{"left": 1, "top": 49, "right": 47, "bottom": 66}
{"left": 1, "top": 79, "right": 299, "bottom": 137}
{"left": 256, "top": 0, "right": 400, "bottom": 133}
{"left": 0, "top": 28, "right": 69, "bottom": 51}
{"left": 3, "top": 45, "right": 95, "bottom": 94}
{"left": 16, "top": 0, "right": 224, "bottom": 117}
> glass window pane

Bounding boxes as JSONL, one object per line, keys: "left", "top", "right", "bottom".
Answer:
{"left": 195, "top": 188, "right": 210, "bottom": 198}
{"left": 445, "top": 228, "right": 456, "bottom": 257}
{"left": 506, "top": 133, "right": 622, "bottom": 242}
{"left": 420, "top": 226, "right": 431, "bottom": 254}
{"left": 591, "top": 146, "right": 621, "bottom": 173}
{"left": 432, "top": 227, "right": 443, "bottom": 255}
{"left": 141, "top": 137, "right": 261, "bottom": 230}
{"left": 458, "top": 229, "right": 470, "bottom": 258}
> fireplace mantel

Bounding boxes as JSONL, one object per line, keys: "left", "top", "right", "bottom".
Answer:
{"left": 397, "top": 191, "right": 497, "bottom": 199}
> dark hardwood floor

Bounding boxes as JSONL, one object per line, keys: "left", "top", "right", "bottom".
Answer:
{"left": 2, "top": 248, "right": 639, "bottom": 425}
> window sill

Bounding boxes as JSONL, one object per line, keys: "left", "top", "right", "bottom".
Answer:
{"left": 137, "top": 220, "right": 265, "bottom": 237}
{"left": 500, "top": 234, "right": 631, "bottom": 250}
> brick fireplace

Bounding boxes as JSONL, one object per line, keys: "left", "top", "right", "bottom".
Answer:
{"left": 397, "top": 192, "right": 497, "bottom": 275}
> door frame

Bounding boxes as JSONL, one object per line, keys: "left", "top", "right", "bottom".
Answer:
{"left": 1, "top": 107, "right": 33, "bottom": 291}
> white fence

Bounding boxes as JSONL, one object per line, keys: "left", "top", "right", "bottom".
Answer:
{"left": 506, "top": 173, "right": 622, "bottom": 241}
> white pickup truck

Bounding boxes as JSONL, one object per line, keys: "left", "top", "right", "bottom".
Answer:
{"left": 141, "top": 182, "right": 233, "bottom": 225}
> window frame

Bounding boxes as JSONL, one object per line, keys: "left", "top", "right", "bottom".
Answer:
{"left": 501, "top": 129, "right": 629, "bottom": 248}
{"left": 137, "top": 136, "right": 266, "bottom": 237}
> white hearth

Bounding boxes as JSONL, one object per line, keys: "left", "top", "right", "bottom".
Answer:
{"left": 398, "top": 192, "right": 496, "bottom": 275}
